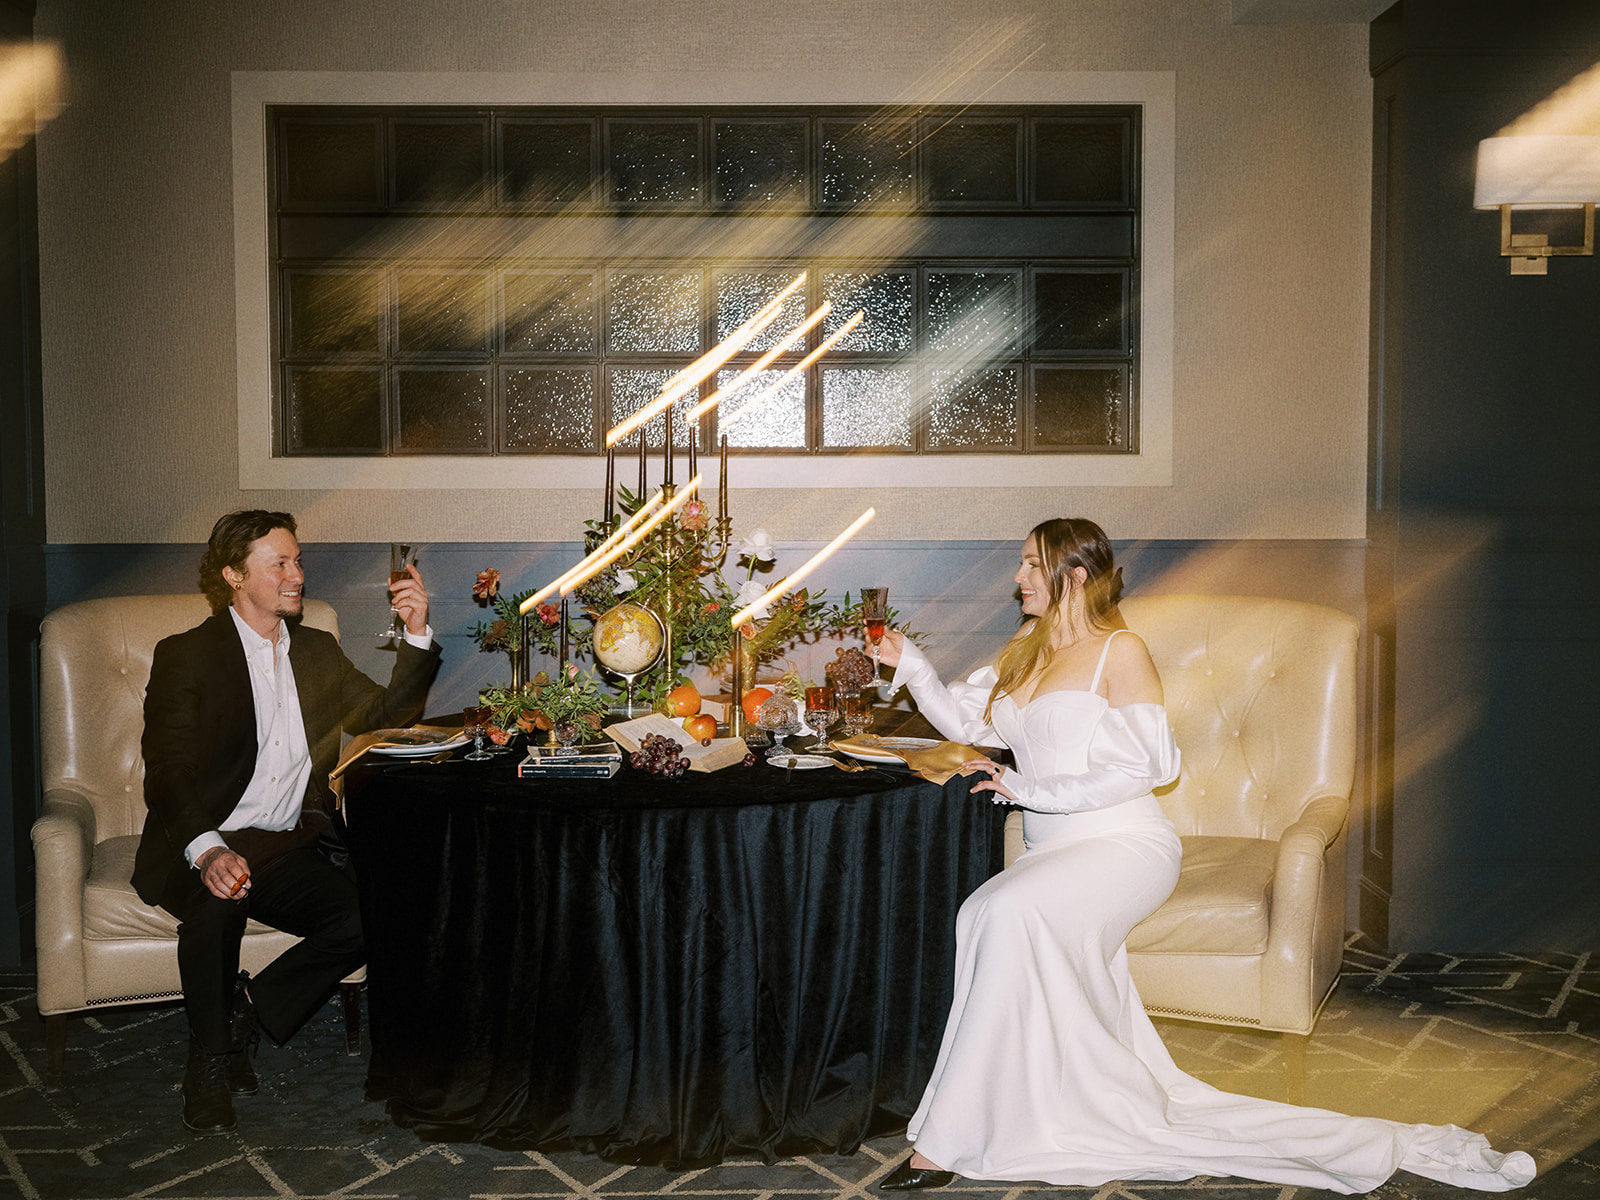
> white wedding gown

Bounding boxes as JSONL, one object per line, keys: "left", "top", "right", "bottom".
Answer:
{"left": 890, "top": 633, "right": 1535, "bottom": 1194}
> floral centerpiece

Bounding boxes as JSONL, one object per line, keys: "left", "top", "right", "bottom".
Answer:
{"left": 468, "top": 487, "right": 896, "bottom": 712}
{"left": 481, "top": 663, "right": 610, "bottom": 746}
{"left": 578, "top": 494, "right": 856, "bottom": 705}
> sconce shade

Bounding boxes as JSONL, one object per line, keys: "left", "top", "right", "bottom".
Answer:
{"left": 1474, "top": 135, "right": 1600, "bottom": 209}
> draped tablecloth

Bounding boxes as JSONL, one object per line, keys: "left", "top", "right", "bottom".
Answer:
{"left": 342, "top": 750, "right": 1004, "bottom": 1167}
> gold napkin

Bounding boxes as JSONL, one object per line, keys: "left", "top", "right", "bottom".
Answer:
{"left": 830, "top": 735, "right": 984, "bottom": 785}
{"left": 330, "top": 725, "right": 460, "bottom": 783}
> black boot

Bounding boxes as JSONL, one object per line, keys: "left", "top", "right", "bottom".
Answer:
{"left": 182, "top": 1038, "right": 237, "bottom": 1133}
{"left": 229, "top": 971, "right": 260, "bottom": 1096}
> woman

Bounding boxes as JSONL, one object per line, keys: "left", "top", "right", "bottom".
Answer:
{"left": 873, "top": 517, "right": 1534, "bottom": 1194}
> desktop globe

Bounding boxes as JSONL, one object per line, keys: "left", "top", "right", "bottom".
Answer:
{"left": 592, "top": 603, "right": 664, "bottom": 677}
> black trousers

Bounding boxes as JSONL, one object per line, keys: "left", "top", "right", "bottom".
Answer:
{"left": 162, "top": 839, "right": 364, "bottom": 1052}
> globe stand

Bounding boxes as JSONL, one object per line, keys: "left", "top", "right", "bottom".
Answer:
{"left": 617, "top": 671, "right": 647, "bottom": 718}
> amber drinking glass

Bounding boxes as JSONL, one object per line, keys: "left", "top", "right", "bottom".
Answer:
{"left": 462, "top": 705, "right": 493, "bottom": 761}
{"left": 377, "top": 544, "right": 416, "bottom": 647}
{"left": 839, "top": 687, "right": 873, "bottom": 735}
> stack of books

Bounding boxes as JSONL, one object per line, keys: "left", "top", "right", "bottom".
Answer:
{"left": 517, "top": 740, "right": 623, "bottom": 780}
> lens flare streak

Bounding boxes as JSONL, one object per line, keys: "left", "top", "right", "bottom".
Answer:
{"left": 729, "top": 507, "right": 877, "bottom": 629}
{"left": 519, "top": 492, "right": 668, "bottom": 612}
{"left": 688, "top": 302, "right": 833, "bottom": 421}
{"left": 720, "top": 311, "right": 866, "bottom": 432}
{"left": 556, "top": 476, "right": 705, "bottom": 599}
{"left": 605, "top": 274, "right": 806, "bottom": 447}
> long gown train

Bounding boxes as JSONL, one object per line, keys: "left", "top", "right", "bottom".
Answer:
{"left": 892, "top": 634, "right": 1534, "bottom": 1194}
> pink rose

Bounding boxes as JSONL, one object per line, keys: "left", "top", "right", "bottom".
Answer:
{"left": 679, "top": 500, "right": 709, "bottom": 531}
{"left": 536, "top": 603, "right": 561, "bottom": 626}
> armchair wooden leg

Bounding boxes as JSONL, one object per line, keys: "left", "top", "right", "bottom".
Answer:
{"left": 44, "top": 1013, "right": 66, "bottom": 1089}
{"left": 340, "top": 981, "right": 362, "bottom": 1055}
{"left": 1280, "top": 1030, "right": 1309, "bottom": 1105}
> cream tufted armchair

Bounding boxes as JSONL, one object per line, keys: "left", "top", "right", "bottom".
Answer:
{"left": 32, "top": 595, "right": 364, "bottom": 1087}
{"left": 1002, "top": 594, "right": 1358, "bottom": 1092}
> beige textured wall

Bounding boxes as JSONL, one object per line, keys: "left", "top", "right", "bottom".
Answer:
{"left": 33, "top": 1, "right": 1371, "bottom": 545}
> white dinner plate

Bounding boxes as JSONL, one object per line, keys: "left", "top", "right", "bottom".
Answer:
{"left": 766, "top": 753, "right": 834, "bottom": 770}
{"left": 369, "top": 733, "right": 471, "bottom": 757}
{"left": 833, "top": 736, "right": 940, "bottom": 764}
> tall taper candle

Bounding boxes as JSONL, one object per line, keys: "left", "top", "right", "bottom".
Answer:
{"left": 604, "top": 446, "right": 615, "bottom": 525}
{"left": 559, "top": 596, "right": 570, "bottom": 670}
{"left": 688, "top": 418, "right": 697, "bottom": 483}
{"left": 637, "top": 426, "right": 647, "bottom": 498}
{"left": 664, "top": 403, "right": 674, "bottom": 487}
{"left": 719, "top": 435, "right": 729, "bottom": 521}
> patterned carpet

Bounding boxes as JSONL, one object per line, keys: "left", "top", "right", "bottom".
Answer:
{"left": 5, "top": 938, "right": 1598, "bottom": 1200}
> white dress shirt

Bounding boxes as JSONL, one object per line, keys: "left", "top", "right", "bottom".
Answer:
{"left": 184, "top": 609, "right": 432, "bottom": 869}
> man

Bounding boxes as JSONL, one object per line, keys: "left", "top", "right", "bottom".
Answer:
{"left": 135, "top": 510, "right": 441, "bottom": 1133}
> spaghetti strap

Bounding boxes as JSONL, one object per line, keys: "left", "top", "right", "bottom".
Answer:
{"left": 1087, "top": 629, "right": 1125, "bottom": 694}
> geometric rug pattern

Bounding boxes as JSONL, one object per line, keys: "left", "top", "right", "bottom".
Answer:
{"left": 4, "top": 937, "right": 1598, "bottom": 1200}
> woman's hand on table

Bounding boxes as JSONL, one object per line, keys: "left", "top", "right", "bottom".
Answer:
{"left": 965, "top": 756, "right": 1019, "bottom": 803}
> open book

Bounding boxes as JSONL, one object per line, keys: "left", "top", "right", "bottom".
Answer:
{"left": 608, "top": 713, "right": 749, "bottom": 773}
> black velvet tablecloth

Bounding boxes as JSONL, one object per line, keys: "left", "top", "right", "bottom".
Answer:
{"left": 342, "top": 748, "right": 1004, "bottom": 1167}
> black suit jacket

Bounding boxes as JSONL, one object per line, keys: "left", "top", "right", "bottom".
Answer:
{"left": 134, "top": 609, "right": 441, "bottom": 905}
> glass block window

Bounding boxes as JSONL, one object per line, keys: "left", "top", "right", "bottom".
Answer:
{"left": 269, "top": 104, "right": 1139, "bottom": 458}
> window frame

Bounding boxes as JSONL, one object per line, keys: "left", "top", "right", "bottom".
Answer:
{"left": 233, "top": 71, "right": 1174, "bottom": 490}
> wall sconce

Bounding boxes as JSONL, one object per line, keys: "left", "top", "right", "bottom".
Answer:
{"left": 1474, "top": 134, "right": 1600, "bottom": 275}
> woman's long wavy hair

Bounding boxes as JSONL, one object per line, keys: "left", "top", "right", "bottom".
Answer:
{"left": 985, "top": 517, "right": 1124, "bottom": 720}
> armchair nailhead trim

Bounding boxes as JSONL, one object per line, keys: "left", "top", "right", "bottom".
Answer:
{"left": 1146, "top": 1006, "right": 1260, "bottom": 1025}
{"left": 90, "top": 989, "right": 184, "bottom": 1006}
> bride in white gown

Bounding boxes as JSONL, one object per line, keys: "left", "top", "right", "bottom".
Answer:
{"left": 873, "top": 517, "right": 1535, "bottom": 1195}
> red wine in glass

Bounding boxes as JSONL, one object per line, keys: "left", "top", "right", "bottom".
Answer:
{"left": 860, "top": 588, "right": 889, "bottom": 684}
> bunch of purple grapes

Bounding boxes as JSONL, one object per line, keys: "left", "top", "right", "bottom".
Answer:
{"left": 630, "top": 731, "right": 692, "bottom": 778}
{"left": 826, "top": 646, "right": 875, "bottom": 690}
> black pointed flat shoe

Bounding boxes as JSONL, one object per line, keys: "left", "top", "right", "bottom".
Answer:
{"left": 878, "top": 1159, "right": 957, "bottom": 1191}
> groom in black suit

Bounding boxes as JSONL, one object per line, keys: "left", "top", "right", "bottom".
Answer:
{"left": 136, "top": 510, "right": 441, "bottom": 1133}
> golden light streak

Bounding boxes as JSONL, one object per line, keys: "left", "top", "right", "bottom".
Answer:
{"left": 518, "top": 493, "right": 666, "bottom": 613}
{"left": 558, "top": 476, "right": 704, "bottom": 597}
{"left": 687, "top": 302, "right": 833, "bottom": 421}
{"left": 729, "top": 507, "right": 876, "bottom": 629}
{"left": 0, "top": 40, "right": 65, "bottom": 159}
{"left": 604, "top": 274, "right": 806, "bottom": 447}
{"left": 1498, "top": 60, "right": 1600, "bottom": 136}
{"left": 720, "top": 311, "right": 866, "bottom": 432}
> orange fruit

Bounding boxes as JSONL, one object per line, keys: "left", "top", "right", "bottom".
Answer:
{"left": 740, "top": 687, "right": 774, "bottom": 724}
{"left": 664, "top": 683, "right": 701, "bottom": 716}
{"left": 683, "top": 713, "right": 717, "bottom": 743}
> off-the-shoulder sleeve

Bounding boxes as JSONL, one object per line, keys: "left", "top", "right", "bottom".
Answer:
{"left": 889, "top": 639, "right": 1005, "bottom": 746}
{"left": 995, "top": 702, "right": 1179, "bottom": 813}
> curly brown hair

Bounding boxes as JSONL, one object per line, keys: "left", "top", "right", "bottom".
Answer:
{"left": 199, "top": 510, "right": 297, "bottom": 614}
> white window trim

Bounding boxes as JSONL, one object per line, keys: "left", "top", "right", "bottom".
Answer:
{"left": 232, "top": 70, "right": 1174, "bottom": 490}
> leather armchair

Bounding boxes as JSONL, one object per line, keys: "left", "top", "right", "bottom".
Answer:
{"left": 1002, "top": 595, "right": 1358, "bottom": 1089}
{"left": 32, "top": 595, "right": 364, "bottom": 1086}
